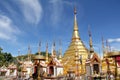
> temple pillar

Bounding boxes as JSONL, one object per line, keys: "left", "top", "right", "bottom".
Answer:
{"left": 53, "top": 66, "right": 56, "bottom": 77}
{"left": 56, "top": 67, "right": 57, "bottom": 76}
{"left": 99, "top": 64, "right": 101, "bottom": 74}
{"left": 46, "top": 67, "right": 48, "bottom": 74}
{"left": 91, "top": 65, "right": 94, "bottom": 75}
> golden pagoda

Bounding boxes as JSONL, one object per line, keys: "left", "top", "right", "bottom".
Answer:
{"left": 62, "top": 8, "right": 88, "bottom": 74}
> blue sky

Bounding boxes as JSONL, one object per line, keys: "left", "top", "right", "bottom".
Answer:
{"left": 0, "top": 0, "right": 120, "bottom": 57}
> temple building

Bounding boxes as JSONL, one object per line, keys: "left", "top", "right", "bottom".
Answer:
{"left": 33, "top": 42, "right": 63, "bottom": 79}
{"left": 0, "top": 63, "right": 17, "bottom": 78}
{"left": 17, "top": 46, "right": 34, "bottom": 79}
{"left": 0, "top": 65, "right": 7, "bottom": 76}
{"left": 62, "top": 8, "right": 88, "bottom": 75}
{"left": 86, "top": 28, "right": 101, "bottom": 78}
{"left": 46, "top": 43, "right": 63, "bottom": 77}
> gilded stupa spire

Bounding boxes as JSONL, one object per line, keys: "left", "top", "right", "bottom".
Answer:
{"left": 102, "top": 37, "right": 105, "bottom": 55}
{"left": 46, "top": 42, "right": 49, "bottom": 63}
{"left": 106, "top": 40, "right": 109, "bottom": 53}
{"left": 109, "top": 43, "right": 111, "bottom": 52}
{"left": 52, "top": 42, "right": 56, "bottom": 56}
{"left": 72, "top": 7, "right": 80, "bottom": 41}
{"left": 88, "top": 26, "right": 94, "bottom": 53}
{"left": 53, "top": 42, "right": 55, "bottom": 51}
{"left": 28, "top": 45, "right": 31, "bottom": 61}
{"left": 52, "top": 42, "right": 56, "bottom": 57}
{"left": 59, "top": 40, "right": 62, "bottom": 62}
{"left": 38, "top": 41, "right": 41, "bottom": 55}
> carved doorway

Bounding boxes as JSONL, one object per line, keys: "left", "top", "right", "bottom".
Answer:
{"left": 93, "top": 64, "right": 99, "bottom": 74}
{"left": 49, "top": 66, "right": 54, "bottom": 75}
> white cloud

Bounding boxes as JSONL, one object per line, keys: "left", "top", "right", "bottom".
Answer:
{"left": 49, "top": 0, "right": 63, "bottom": 25}
{"left": 62, "top": 1, "right": 76, "bottom": 6}
{"left": 0, "top": 14, "right": 20, "bottom": 41}
{"left": 18, "top": 0, "right": 42, "bottom": 24}
{"left": 1, "top": 1, "right": 18, "bottom": 17}
{"left": 107, "top": 38, "right": 120, "bottom": 52}
{"left": 108, "top": 38, "right": 120, "bottom": 43}
{"left": 110, "top": 45, "right": 120, "bottom": 51}
{"left": 49, "top": 0, "right": 75, "bottom": 26}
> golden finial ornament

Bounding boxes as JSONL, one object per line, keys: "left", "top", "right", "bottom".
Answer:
{"left": 46, "top": 42, "right": 49, "bottom": 63}
{"left": 74, "top": 7, "right": 77, "bottom": 14}
{"left": 88, "top": 25, "right": 94, "bottom": 53}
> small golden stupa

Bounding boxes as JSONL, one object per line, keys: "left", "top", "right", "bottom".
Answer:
{"left": 62, "top": 8, "right": 88, "bottom": 74}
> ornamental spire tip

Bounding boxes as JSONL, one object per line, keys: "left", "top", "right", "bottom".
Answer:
{"left": 74, "top": 7, "right": 77, "bottom": 14}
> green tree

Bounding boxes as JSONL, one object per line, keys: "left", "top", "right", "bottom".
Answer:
{"left": 0, "top": 47, "right": 14, "bottom": 67}
{"left": 0, "top": 54, "right": 5, "bottom": 67}
{"left": 35, "top": 51, "right": 51, "bottom": 57}
{"left": 0, "top": 47, "right": 3, "bottom": 54}
{"left": 4, "top": 52, "right": 13, "bottom": 63}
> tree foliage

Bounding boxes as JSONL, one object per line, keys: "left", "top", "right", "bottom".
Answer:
{"left": 0, "top": 46, "right": 52, "bottom": 67}
{"left": 35, "top": 52, "right": 51, "bottom": 57}
{"left": 0, "top": 47, "right": 14, "bottom": 67}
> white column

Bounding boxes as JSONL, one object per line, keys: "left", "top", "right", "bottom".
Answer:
{"left": 99, "top": 64, "right": 101, "bottom": 73}
{"left": 46, "top": 67, "right": 48, "bottom": 74}
{"left": 91, "top": 65, "right": 93, "bottom": 75}
{"left": 55, "top": 66, "right": 57, "bottom": 77}
{"left": 90, "top": 64, "right": 92, "bottom": 75}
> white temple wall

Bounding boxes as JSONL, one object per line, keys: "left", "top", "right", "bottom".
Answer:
{"left": 5, "top": 69, "right": 10, "bottom": 76}
{"left": 26, "top": 68, "right": 31, "bottom": 75}
{"left": 57, "top": 67, "right": 63, "bottom": 76}
{"left": 53, "top": 66, "right": 56, "bottom": 77}
{"left": 43, "top": 67, "right": 47, "bottom": 73}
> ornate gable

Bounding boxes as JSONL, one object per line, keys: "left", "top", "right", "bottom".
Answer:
{"left": 90, "top": 53, "right": 101, "bottom": 64}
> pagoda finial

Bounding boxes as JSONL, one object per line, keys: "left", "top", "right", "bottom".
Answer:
{"left": 46, "top": 42, "right": 49, "bottom": 63}
{"left": 59, "top": 40, "right": 62, "bottom": 62}
{"left": 74, "top": 7, "right": 77, "bottom": 14}
{"left": 38, "top": 41, "right": 41, "bottom": 55}
{"left": 28, "top": 45, "right": 31, "bottom": 61}
{"left": 109, "top": 44, "right": 111, "bottom": 52}
{"left": 72, "top": 7, "right": 80, "bottom": 41}
{"left": 106, "top": 40, "right": 109, "bottom": 53}
{"left": 88, "top": 25, "right": 94, "bottom": 53}
{"left": 102, "top": 37, "right": 105, "bottom": 55}
{"left": 52, "top": 41, "right": 56, "bottom": 56}
{"left": 53, "top": 41, "right": 55, "bottom": 48}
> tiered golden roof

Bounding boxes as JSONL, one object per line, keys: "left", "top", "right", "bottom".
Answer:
{"left": 62, "top": 8, "right": 88, "bottom": 74}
